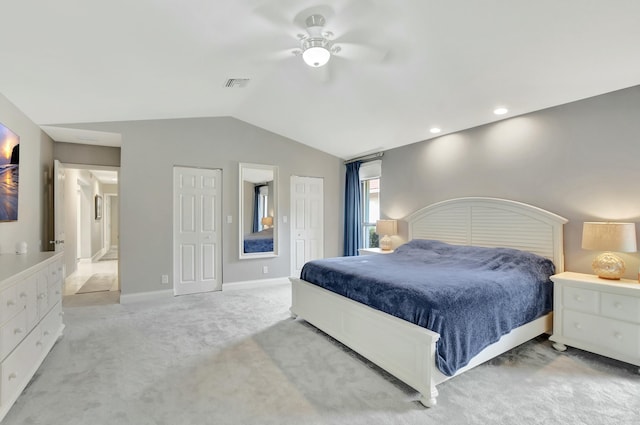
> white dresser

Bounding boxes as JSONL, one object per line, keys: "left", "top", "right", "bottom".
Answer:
{"left": 549, "top": 272, "right": 640, "bottom": 370}
{"left": 0, "top": 252, "right": 64, "bottom": 422}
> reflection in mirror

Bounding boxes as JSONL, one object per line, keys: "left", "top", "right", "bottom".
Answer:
{"left": 239, "top": 163, "right": 278, "bottom": 259}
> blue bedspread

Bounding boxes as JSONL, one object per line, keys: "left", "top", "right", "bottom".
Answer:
{"left": 243, "top": 228, "right": 274, "bottom": 253}
{"left": 300, "top": 239, "right": 555, "bottom": 376}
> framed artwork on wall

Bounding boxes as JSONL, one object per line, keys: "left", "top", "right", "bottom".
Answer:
{"left": 0, "top": 121, "right": 20, "bottom": 222}
{"left": 95, "top": 195, "right": 103, "bottom": 220}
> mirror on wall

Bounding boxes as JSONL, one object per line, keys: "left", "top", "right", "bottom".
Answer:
{"left": 239, "top": 163, "right": 278, "bottom": 259}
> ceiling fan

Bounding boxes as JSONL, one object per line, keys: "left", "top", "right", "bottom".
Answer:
{"left": 254, "top": 3, "right": 389, "bottom": 81}
{"left": 293, "top": 14, "right": 341, "bottom": 68}
{"left": 289, "top": 13, "right": 387, "bottom": 69}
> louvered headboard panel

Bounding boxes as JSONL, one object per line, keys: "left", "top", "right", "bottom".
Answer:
{"left": 406, "top": 197, "right": 568, "bottom": 272}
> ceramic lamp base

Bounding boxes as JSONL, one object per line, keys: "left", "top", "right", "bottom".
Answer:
{"left": 592, "top": 252, "right": 625, "bottom": 280}
{"left": 379, "top": 235, "right": 392, "bottom": 251}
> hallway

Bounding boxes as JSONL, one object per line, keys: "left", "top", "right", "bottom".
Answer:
{"left": 63, "top": 253, "right": 119, "bottom": 307}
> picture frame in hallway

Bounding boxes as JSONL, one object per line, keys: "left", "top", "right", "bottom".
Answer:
{"left": 95, "top": 195, "right": 103, "bottom": 220}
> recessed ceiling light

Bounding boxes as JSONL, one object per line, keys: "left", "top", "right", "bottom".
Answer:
{"left": 430, "top": 127, "right": 441, "bottom": 134}
{"left": 493, "top": 107, "right": 508, "bottom": 115}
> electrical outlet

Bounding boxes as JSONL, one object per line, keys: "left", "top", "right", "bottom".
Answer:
{"left": 161, "top": 274, "right": 169, "bottom": 284}
{"left": 262, "top": 266, "right": 268, "bottom": 274}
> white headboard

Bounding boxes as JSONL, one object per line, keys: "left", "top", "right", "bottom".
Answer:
{"left": 406, "top": 197, "right": 568, "bottom": 272}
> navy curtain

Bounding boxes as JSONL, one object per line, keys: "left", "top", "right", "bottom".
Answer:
{"left": 252, "top": 185, "right": 261, "bottom": 233}
{"left": 343, "top": 161, "right": 362, "bottom": 256}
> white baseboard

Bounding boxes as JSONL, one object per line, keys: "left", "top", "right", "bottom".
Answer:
{"left": 120, "top": 289, "right": 173, "bottom": 304}
{"left": 120, "top": 278, "right": 288, "bottom": 303}
{"left": 223, "top": 277, "right": 289, "bottom": 291}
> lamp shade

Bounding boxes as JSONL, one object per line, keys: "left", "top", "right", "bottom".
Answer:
{"left": 582, "top": 222, "right": 637, "bottom": 252}
{"left": 376, "top": 219, "right": 397, "bottom": 236}
{"left": 261, "top": 216, "right": 273, "bottom": 227}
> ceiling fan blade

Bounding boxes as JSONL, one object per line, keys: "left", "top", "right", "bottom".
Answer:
{"left": 334, "top": 43, "right": 388, "bottom": 63}
{"left": 251, "top": 0, "right": 304, "bottom": 37}
{"left": 330, "top": 0, "right": 377, "bottom": 34}
{"left": 266, "top": 48, "right": 300, "bottom": 61}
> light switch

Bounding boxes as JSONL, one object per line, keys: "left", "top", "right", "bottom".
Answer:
{"left": 283, "top": 216, "right": 288, "bottom": 223}
{"left": 227, "top": 215, "right": 233, "bottom": 224}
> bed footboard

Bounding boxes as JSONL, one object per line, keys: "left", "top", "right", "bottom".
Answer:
{"left": 290, "top": 277, "right": 441, "bottom": 407}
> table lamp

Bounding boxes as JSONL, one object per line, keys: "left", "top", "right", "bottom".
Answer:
{"left": 582, "top": 222, "right": 637, "bottom": 280}
{"left": 261, "top": 216, "right": 273, "bottom": 229}
{"left": 376, "top": 219, "right": 397, "bottom": 251}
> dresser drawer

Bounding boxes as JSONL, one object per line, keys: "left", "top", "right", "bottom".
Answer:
{"left": 40, "top": 303, "right": 63, "bottom": 349}
{"left": 36, "top": 270, "right": 49, "bottom": 319}
{"left": 563, "top": 286, "right": 599, "bottom": 314}
{"left": 47, "top": 279, "right": 62, "bottom": 311}
{"left": 0, "top": 310, "right": 28, "bottom": 360}
{"left": 0, "top": 286, "right": 21, "bottom": 325}
{"left": 17, "top": 275, "right": 39, "bottom": 332}
{"left": 0, "top": 325, "right": 41, "bottom": 407}
{"left": 601, "top": 293, "right": 640, "bottom": 323}
{"left": 49, "top": 260, "right": 63, "bottom": 286}
{"left": 564, "top": 310, "right": 640, "bottom": 358}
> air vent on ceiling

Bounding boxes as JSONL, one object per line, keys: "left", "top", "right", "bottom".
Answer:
{"left": 225, "top": 78, "right": 250, "bottom": 88}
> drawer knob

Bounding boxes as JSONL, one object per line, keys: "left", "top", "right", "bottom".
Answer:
{"left": 44, "top": 331, "right": 50, "bottom": 336}
{"left": 8, "top": 373, "right": 17, "bottom": 381}
{"left": 7, "top": 299, "right": 15, "bottom": 306}
{"left": 614, "top": 332, "right": 623, "bottom": 340}
{"left": 19, "top": 292, "right": 27, "bottom": 298}
{"left": 574, "top": 295, "right": 583, "bottom": 302}
{"left": 614, "top": 302, "right": 623, "bottom": 310}
{"left": 574, "top": 323, "right": 582, "bottom": 330}
{"left": 36, "top": 341, "right": 43, "bottom": 347}
{"left": 38, "top": 294, "right": 46, "bottom": 300}
{"left": 14, "top": 328, "right": 23, "bottom": 335}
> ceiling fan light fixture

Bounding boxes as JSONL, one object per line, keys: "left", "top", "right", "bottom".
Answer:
{"left": 303, "top": 46, "right": 330, "bottom": 67}
{"left": 302, "top": 37, "right": 331, "bottom": 67}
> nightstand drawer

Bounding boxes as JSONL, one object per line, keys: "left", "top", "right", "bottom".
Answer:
{"left": 563, "top": 286, "right": 598, "bottom": 314}
{"left": 564, "top": 310, "right": 640, "bottom": 358}
{"left": 601, "top": 293, "right": 640, "bottom": 323}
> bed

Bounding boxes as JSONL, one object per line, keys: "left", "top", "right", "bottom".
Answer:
{"left": 289, "top": 197, "right": 567, "bottom": 407}
{"left": 243, "top": 227, "right": 274, "bottom": 253}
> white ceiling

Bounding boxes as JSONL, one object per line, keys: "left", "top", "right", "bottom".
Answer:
{"left": 1, "top": 1, "right": 639, "bottom": 160}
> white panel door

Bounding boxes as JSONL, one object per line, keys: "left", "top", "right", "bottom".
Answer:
{"left": 52, "top": 160, "right": 65, "bottom": 252}
{"left": 173, "top": 167, "right": 222, "bottom": 295}
{"left": 290, "top": 176, "right": 324, "bottom": 277}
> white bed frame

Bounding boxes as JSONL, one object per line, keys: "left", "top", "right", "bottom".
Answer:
{"left": 290, "top": 197, "right": 567, "bottom": 407}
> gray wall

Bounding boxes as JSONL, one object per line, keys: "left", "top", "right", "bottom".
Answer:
{"left": 60, "top": 117, "right": 343, "bottom": 295}
{"left": 381, "top": 85, "right": 640, "bottom": 279}
{"left": 54, "top": 142, "right": 121, "bottom": 167}
{"left": 0, "top": 93, "right": 54, "bottom": 254}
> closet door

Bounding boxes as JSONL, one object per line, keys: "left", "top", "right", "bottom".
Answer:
{"left": 290, "top": 176, "right": 324, "bottom": 277}
{"left": 173, "top": 167, "right": 222, "bottom": 295}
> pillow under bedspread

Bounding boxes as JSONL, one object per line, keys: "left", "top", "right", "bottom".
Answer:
{"left": 300, "top": 239, "right": 555, "bottom": 376}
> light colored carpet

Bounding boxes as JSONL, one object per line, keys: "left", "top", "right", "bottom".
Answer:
{"left": 4, "top": 280, "right": 639, "bottom": 425}
{"left": 75, "top": 273, "right": 115, "bottom": 294}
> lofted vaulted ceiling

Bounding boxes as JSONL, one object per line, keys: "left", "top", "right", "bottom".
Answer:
{"left": 1, "top": 0, "right": 639, "bottom": 159}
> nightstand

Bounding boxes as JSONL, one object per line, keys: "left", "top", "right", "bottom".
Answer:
{"left": 549, "top": 272, "right": 640, "bottom": 370}
{"left": 358, "top": 247, "right": 394, "bottom": 255}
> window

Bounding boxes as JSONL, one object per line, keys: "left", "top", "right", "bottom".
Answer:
{"left": 257, "top": 185, "right": 269, "bottom": 231}
{"left": 361, "top": 178, "right": 380, "bottom": 248}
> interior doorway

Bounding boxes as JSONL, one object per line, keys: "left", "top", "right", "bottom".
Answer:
{"left": 55, "top": 163, "right": 121, "bottom": 306}
{"left": 290, "top": 176, "right": 324, "bottom": 277}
